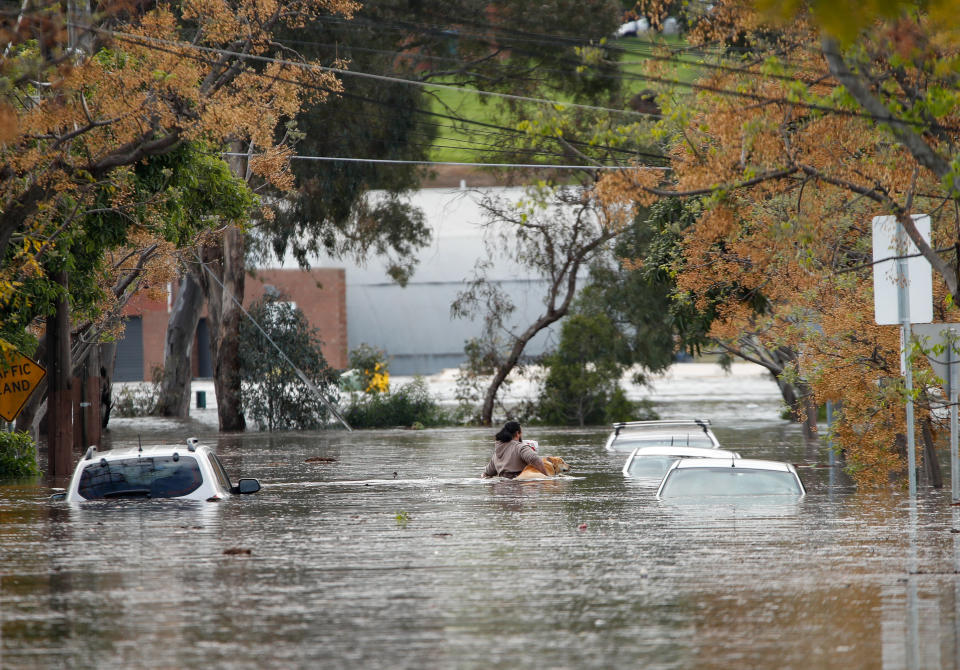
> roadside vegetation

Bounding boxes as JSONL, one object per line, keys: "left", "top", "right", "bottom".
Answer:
{"left": 0, "top": 431, "right": 40, "bottom": 480}
{"left": 342, "top": 346, "right": 453, "bottom": 428}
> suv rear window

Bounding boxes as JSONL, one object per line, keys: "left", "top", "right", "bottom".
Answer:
{"left": 77, "top": 456, "right": 203, "bottom": 499}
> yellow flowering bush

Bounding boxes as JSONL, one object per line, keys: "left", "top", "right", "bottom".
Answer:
{"left": 349, "top": 344, "right": 390, "bottom": 395}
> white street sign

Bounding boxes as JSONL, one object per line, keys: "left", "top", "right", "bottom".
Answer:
{"left": 872, "top": 214, "right": 932, "bottom": 325}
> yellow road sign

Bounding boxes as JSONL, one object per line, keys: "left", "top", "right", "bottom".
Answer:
{"left": 0, "top": 350, "right": 46, "bottom": 422}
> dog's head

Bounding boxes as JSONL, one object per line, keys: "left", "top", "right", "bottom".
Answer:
{"left": 544, "top": 456, "right": 570, "bottom": 475}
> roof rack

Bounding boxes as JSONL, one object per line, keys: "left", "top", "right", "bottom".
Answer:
{"left": 612, "top": 418, "right": 711, "bottom": 437}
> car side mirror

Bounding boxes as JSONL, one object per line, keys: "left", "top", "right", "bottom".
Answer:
{"left": 236, "top": 478, "right": 261, "bottom": 494}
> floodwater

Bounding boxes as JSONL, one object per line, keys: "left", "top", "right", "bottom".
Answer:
{"left": 3, "top": 367, "right": 960, "bottom": 669}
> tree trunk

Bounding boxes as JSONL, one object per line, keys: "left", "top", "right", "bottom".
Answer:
{"left": 480, "top": 308, "right": 570, "bottom": 425}
{"left": 154, "top": 271, "right": 204, "bottom": 417}
{"left": 98, "top": 341, "right": 117, "bottom": 428}
{"left": 720, "top": 340, "right": 817, "bottom": 437}
{"left": 920, "top": 418, "right": 944, "bottom": 488}
{"left": 200, "top": 226, "right": 246, "bottom": 432}
{"left": 775, "top": 377, "right": 818, "bottom": 438}
{"left": 77, "top": 345, "right": 102, "bottom": 450}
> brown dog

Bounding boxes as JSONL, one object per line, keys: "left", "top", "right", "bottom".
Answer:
{"left": 515, "top": 455, "right": 571, "bottom": 481}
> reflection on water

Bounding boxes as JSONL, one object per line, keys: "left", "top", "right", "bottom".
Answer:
{"left": 1, "top": 421, "right": 959, "bottom": 669}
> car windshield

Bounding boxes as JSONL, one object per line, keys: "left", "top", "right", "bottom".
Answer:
{"left": 614, "top": 435, "right": 714, "bottom": 450}
{"left": 625, "top": 456, "right": 680, "bottom": 478}
{"left": 659, "top": 467, "right": 803, "bottom": 496}
{"left": 77, "top": 456, "right": 203, "bottom": 500}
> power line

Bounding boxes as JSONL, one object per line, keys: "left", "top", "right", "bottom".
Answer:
{"left": 98, "top": 22, "right": 956, "bottom": 135}
{"left": 80, "top": 18, "right": 953, "bottom": 166}
{"left": 223, "top": 153, "right": 669, "bottom": 170}
{"left": 88, "top": 29, "right": 671, "bottom": 165}
{"left": 284, "top": 17, "right": 826, "bottom": 88}
{"left": 94, "top": 26, "right": 657, "bottom": 120}
{"left": 268, "top": 15, "right": 957, "bottom": 133}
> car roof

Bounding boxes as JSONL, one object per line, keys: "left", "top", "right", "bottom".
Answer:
{"left": 90, "top": 445, "right": 206, "bottom": 458}
{"left": 614, "top": 433, "right": 716, "bottom": 444}
{"left": 76, "top": 439, "right": 210, "bottom": 465}
{"left": 612, "top": 419, "right": 713, "bottom": 434}
{"left": 669, "top": 457, "right": 794, "bottom": 472}
{"left": 628, "top": 446, "right": 739, "bottom": 458}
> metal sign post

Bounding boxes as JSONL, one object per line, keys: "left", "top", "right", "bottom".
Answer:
{"left": 951, "top": 339, "right": 959, "bottom": 501}
{"left": 873, "top": 214, "right": 932, "bottom": 499}
{"left": 896, "top": 223, "right": 917, "bottom": 498}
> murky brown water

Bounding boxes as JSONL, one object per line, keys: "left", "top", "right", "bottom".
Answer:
{"left": 2, "top": 417, "right": 959, "bottom": 669}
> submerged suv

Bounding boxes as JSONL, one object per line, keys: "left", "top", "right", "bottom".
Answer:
{"left": 55, "top": 437, "right": 261, "bottom": 502}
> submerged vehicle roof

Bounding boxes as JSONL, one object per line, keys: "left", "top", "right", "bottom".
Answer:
{"left": 605, "top": 419, "right": 720, "bottom": 450}
{"left": 625, "top": 446, "right": 739, "bottom": 459}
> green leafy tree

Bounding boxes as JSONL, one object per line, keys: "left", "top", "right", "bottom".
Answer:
{"left": 536, "top": 308, "right": 654, "bottom": 426}
{"left": 10, "top": 143, "right": 255, "bottom": 432}
{"left": 238, "top": 294, "right": 339, "bottom": 431}
{"left": 586, "top": 199, "right": 697, "bottom": 369}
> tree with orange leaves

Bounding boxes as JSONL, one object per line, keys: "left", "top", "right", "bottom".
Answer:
{"left": 590, "top": 1, "right": 960, "bottom": 485}
{"left": 1, "top": 0, "right": 356, "bottom": 432}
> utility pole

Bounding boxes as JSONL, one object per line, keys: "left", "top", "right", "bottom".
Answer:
{"left": 46, "top": 270, "right": 72, "bottom": 477}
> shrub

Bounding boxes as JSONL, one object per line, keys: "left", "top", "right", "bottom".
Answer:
{"left": 345, "top": 377, "right": 451, "bottom": 428}
{"left": 0, "top": 430, "right": 40, "bottom": 479}
{"left": 111, "top": 366, "right": 162, "bottom": 418}
{"left": 112, "top": 383, "right": 160, "bottom": 417}
{"left": 239, "top": 294, "right": 339, "bottom": 431}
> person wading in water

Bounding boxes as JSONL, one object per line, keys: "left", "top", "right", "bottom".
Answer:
{"left": 480, "top": 420, "right": 548, "bottom": 479}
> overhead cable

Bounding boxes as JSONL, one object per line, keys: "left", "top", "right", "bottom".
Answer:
{"left": 223, "top": 153, "right": 670, "bottom": 170}
{"left": 92, "top": 26, "right": 658, "bottom": 120}
{"left": 77, "top": 28, "right": 670, "bottom": 164}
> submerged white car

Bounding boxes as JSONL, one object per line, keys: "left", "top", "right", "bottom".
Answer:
{"left": 622, "top": 445, "right": 741, "bottom": 479}
{"left": 55, "top": 437, "right": 261, "bottom": 502}
{"left": 656, "top": 458, "right": 805, "bottom": 497}
{"left": 604, "top": 419, "right": 721, "bottom": 452}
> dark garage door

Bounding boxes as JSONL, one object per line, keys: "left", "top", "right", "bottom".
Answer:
{"left": 114, "top": 316, "right": 144, "bottom": 381}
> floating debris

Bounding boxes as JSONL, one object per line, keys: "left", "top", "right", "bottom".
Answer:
{"left": 223, "top": 547, "right": 252, "bottom": 556}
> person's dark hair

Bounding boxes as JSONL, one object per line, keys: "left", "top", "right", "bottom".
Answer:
{"left": 495, "top": 420, "right": 522, "bottom": 443}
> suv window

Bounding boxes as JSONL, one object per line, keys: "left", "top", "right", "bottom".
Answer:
{"left": 77, "top": 456, "right": 203, "bottom": 499}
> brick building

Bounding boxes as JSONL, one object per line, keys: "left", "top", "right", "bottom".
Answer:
{"left": 114, "top": 267, "right": 347, "bottom": 381}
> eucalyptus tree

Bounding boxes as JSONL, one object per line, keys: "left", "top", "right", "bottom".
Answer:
{"left": 452, "top": 185, "right": 624, "bottom": 425}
